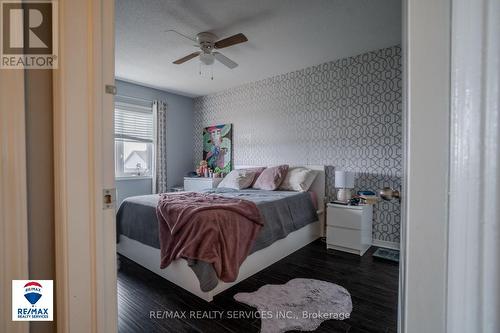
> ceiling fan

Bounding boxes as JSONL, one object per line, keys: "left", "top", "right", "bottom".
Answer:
{"left": 171, "top": 31, "right": 248, "bottom": 69}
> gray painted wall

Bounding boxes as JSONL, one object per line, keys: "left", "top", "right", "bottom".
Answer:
{"left": 116, "top": 178, "right": 153, "bottom": 206}
{"left": 194, "top": 46, "right": 402, "bottom": 244}
{"left": 115, "top": 80, "right": 194, "bottom": 203}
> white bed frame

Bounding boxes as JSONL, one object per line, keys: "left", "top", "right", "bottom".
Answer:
{"left": 117, "top": 165, "right": 325, "bottom": 302}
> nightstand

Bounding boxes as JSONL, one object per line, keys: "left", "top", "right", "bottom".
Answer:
{"left": 183, "top": 177, "right": 223, "bottom": 192}
{"left": 326, "top": 203, "right": 373, "bottom": 256}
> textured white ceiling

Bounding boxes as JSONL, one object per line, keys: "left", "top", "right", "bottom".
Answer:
{"left": 115, "top": 0, "right": 401, "bottom": 97}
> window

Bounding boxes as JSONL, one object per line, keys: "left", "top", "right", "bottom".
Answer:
{"left": 114, "top": 99, "right": 154, "bottom": 178}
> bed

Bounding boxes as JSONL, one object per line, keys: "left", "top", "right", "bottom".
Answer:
{"left": 116, "top": 165, "right": 325, "bottom": 301}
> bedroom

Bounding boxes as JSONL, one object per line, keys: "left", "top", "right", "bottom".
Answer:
{"left": 114, "top": 0, "right": 401, "bottom": 332}
{"left": 2, "top": 0, "right": 498, "bottom": 333}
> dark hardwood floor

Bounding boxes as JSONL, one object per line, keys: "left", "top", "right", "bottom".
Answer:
{"left": 118, "top": 239, "right": 399, "bottom": 333}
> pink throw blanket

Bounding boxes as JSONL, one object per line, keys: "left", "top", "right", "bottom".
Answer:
{"left": 156, "top": 192, "right": 263, "bottom": 282}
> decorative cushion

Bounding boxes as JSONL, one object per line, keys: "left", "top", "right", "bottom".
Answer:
{"left": 279, "top": 167, "right": 318, "bottom": 192}
{"left": 239, "top": 167, "right": 266, "bottom": 186}
{"left": 253, "top": 165, "right": 289, "bottom": 190}
{"left": 217, "top": 169, "right": 256, "bottom": 190}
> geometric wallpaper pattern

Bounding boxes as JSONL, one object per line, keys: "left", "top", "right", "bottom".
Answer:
{"left": 194, "top": 45, "right": 402, "bottom": 243}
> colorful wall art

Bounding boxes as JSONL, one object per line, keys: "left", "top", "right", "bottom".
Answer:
{"left": 203, "top": 124, "right": 232, "bottom": 173}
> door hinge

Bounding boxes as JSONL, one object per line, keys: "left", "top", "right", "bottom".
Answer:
{"left": 105, "top": 84, "right": 117, "bottom": 95}
{"left": 103, "top": 188, "right": 116, "bottom": 209}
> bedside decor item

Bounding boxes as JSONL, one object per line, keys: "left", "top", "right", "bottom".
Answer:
{"left": 326, "top": 203, "right": 373, "bottom": 255}
{"left": 234, "top": 278, "right": 352, "bottom": 333}
{"left": 213, "top": 166, "right": 224, "bottom": 178}
{"left": 335, "top": 171, "right": 355, "bottom": 201}
{"left": 203, "top": 124, "right": 232, "bottom": 174}
{"left": 357, "top": 190, "right": 379, "bottom": 205}
{"left": 379, "top": 187, "right": 401, "bottom": 202}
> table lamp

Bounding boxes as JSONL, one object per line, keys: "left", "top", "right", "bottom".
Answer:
{"left": 335, "top": 170, "right": 355, "bottom": 201}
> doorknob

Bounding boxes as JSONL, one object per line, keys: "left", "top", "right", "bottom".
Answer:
{"left": 379, "top": 187, "right": 401, "bottom": 202}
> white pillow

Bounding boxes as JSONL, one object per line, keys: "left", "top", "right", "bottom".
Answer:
{"left": 217, "top": 169, "right": 256, "bottom": 190}
{"left": 279, "top": 167, "right": 318, "bottom": 192}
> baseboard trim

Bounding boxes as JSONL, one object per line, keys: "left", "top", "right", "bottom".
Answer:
{"left": 372, "top": 239, "right": 400, "bottom": 250}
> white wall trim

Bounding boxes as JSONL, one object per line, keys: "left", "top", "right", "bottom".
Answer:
{"left": 372, "top": 239, "right": 400, "bottom": 250}
{"left": 403, "top": 0, "right": 451, "bottom": 332}
{"left": 0, "top": 68, "right": 29, "bottom": 333}
{"left": 53, "top": 0, "right": 117, "bottom": 332}
{"left": 447, "top": 0, "right": 500, "bottom": 331}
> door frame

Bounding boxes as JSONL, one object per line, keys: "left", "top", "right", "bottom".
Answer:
{"left": 400, "top": 0, "right": 451, "bottom": 332}
{"left": 53, "top": 0, "right": 116, "bottom": 332}
{"left": 0, "top": 70, "right": 29, "bottom": 333}
{"left": 446, "top": 0, "right": 499, "bottom": 332}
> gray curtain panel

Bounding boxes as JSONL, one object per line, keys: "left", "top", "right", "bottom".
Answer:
{"left": 153, "top": 100, "right": 167, "bottom": 193}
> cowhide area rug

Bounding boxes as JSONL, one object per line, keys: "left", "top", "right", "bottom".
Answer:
{"left": 234, "top": 278, "right": 352, "bottom": 333}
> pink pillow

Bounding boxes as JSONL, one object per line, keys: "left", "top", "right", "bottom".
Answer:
{"left": 253, "top": 165, "right": 289, "bottom": 190}
{"left": 240, "top": 167, "right": 266, "bottom": 186}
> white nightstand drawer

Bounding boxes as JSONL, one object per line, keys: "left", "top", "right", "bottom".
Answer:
{"left": 326, "top": 226, "right": 361, "bottom": 250}
{"left": 326, "top": 203, "right": 373, "bottom": 256}
{"left": 327, "top": 206, "right": 363, "bottom": 229}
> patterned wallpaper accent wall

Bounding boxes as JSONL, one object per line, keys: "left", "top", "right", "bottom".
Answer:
{"left": 193, "top": 45, "right": 402, "bottom": 243}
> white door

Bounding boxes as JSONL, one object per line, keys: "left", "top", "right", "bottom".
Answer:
{"left": 52, "top": 1, "right": 117, "bottom": 332}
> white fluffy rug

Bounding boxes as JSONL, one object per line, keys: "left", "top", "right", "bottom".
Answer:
{"left": 234, "top": 278, "right": 352, "bottom": 333}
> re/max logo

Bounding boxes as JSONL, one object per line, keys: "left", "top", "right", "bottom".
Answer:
{"left": 18, "top": 308, "right": 49, "bottom": 316}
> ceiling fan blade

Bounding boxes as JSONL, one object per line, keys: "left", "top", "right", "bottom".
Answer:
{"left": 214, "top": 52, "right": 238, "bottom": 69}
{"left": 214, "top": 33, "right": 248, "bottom": 49}
{"left": 173, "top": 51, "right": 200, "bottom": 64}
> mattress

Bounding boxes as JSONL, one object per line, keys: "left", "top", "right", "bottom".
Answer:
{"left": 116, "top": 188, "right": 318, "bottom": 291}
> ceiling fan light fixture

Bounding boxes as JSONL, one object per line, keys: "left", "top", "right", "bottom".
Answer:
{"left": 199, "top": 53, "right": 215, "bottom": 65}
{"left": 170, "top": 31, "right": 247, "bottom": 79}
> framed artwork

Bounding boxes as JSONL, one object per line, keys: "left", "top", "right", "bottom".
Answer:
{"left": 203, "top": 124, "right": 232, "bottom": 173}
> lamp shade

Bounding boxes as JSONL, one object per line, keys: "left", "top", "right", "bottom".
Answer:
{"left": 335, "top": 171, "right": 355, "bottom": 188}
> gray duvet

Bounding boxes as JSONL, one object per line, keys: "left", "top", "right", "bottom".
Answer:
{"left": 116, "top": 188, "right": 318, "bottom": 291}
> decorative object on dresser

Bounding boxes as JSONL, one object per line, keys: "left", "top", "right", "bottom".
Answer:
{"left": 335, "top": 170, "right": 355, "bottom": 202}
{"left": 357, "top": 190, "right": 379, "bottom": 205}
{"left": 184, "top": 176, "right": 223, "bottom": 192}
{"left": 326, "top": 203, "right": 373, "bottom": 256}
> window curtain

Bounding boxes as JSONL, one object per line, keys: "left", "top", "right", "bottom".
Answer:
{"left": 153, "top": 100, "right": 167, "bottom": 193}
